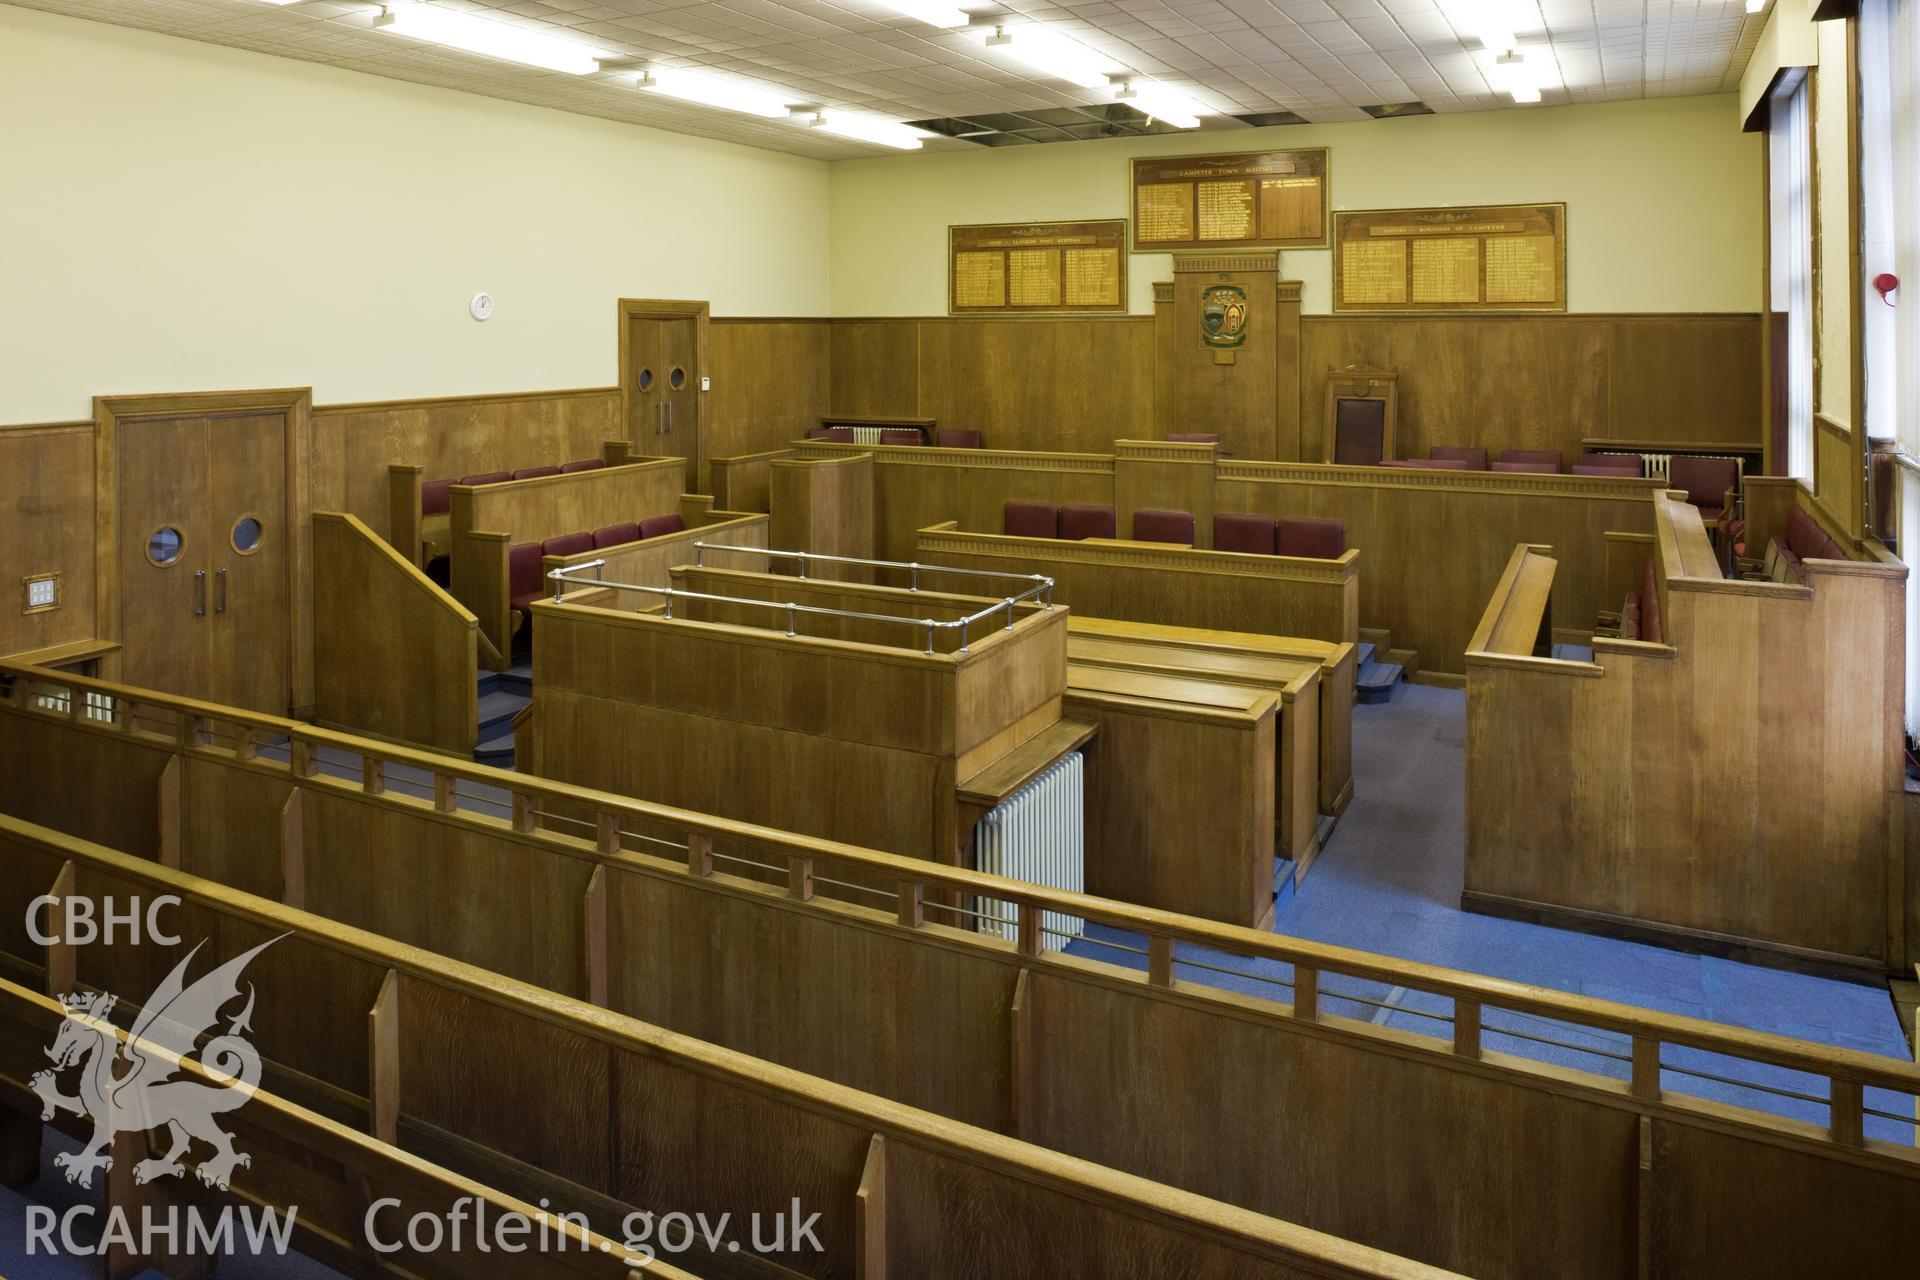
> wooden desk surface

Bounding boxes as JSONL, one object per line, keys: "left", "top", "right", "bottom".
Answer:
{"left": 1065, "top": 663, "right": 1275, "bottom": 718}
{"left": 1066, "top": 614, "right": 1346, "bottom": 669}
{"left": 1481, "top": 550, "right": 1556, "bottom": 656}
{"left": 1067, "top": 634, "right": 1318, "bottom": 698}
{"left": 1083, "top": 537, "right": 1194, "bottom": 551}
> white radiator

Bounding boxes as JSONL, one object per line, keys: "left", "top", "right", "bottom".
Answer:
{"left": 1594, "top": 451, "right": 1747, "bottom": 486}
{"left": 970, "top": 753, "right": 1085, "bottom": 952}
{"left": 849, "top": 427, "right": 886, "bottom": 446}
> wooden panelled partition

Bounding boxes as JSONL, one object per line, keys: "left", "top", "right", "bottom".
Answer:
{"left": 0, "top": 421, "right": 98, "bottom": 660}
{"left": 1466, "top": 492, "right": 1908, "bottom": 969}
{"left": 2, "top": 669, "right": 1917, "bottom": 1280}
{"left": 311, "top": 512, "right": 477, "bottom": 755}
{"left": 0, "top": 980, "right": 670, "bottom": 1280}
{"left": 0, "top": 816, "right": 1447, "bottom": 1280}
{"left": 769, "top": 440, "right": 1657, "bottom": 676}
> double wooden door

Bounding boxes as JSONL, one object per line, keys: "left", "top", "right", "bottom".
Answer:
{"left": 625, "top": 308, "right": 701, "bottom": 490}
{"left": 117, "top": 412, "right": 290, "bottom": 714}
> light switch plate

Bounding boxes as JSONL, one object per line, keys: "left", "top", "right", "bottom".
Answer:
{"left": 700, "top": 376, "right": 711, "bottom": 392}
{"left": 23, "top": 574, "right": 57, "bottom": 613}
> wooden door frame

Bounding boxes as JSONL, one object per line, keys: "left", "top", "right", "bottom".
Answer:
{"left": 94, "top": 388, "right": 314, "bottom": 715}
{"left": 617, "top": 298, "right": 709, "bottom": 487}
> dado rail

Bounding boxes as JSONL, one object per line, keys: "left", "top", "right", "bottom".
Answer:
{"left": 0, "top": 662, "right": 1914, "bottom": 1278}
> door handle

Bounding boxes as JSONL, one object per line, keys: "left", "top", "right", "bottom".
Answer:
{"left": 194, "top": 570, "right": 206, "bottom": 618}
{"left": 665, "top": 402, "right": 674, "bottom": 436}
{"left": 216, "top": 568, "right": 228, "bottom": 615}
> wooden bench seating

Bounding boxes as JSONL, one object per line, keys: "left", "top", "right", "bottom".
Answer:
{"left": 1466, "top": 491, "right": 1908, "bottom": 970}
{"left": 2, "top": 665, "right": 1917, "bottom": 1280}
{"left": 0, "top": 814, "right": 1450, "bottom": 1280}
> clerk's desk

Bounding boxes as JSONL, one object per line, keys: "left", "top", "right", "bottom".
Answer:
{"left": 1065, "top": 615, "right": 1354, "bottom": 824}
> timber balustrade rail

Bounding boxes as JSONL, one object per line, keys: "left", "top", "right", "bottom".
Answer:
{"left": 2, "top": 661, "right": 1917, "bottom": 1156}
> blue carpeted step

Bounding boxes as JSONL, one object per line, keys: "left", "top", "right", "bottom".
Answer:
{"left": 477, "top": 689, "right": 530, "bottom": 739}
{"left": 498, "top": 659, "right": 534, "bottom": 697}
{"left": 474, "top": 731, "right": 515, "bottom": 768}
{"left": 1273, "top": 857, "right": 1297, "bottom": 909}
{"left": 1355, "top": 660, "right": 1403, "bottom": 704}
{"left": 1356, "top": 641, "right": 1376, "bottom": 668}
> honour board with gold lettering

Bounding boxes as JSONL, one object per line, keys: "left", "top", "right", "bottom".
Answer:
{"left": 949, "top": 220, "right": 1128, "bottom": 314}
{"left": 1333, "top": 203, "right": 1566, "bottom": 313}
{"left": 1130, "top": 149, "right": 1329, "bottom": 251}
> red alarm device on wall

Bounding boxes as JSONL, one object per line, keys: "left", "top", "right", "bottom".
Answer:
{"left": 1873, "top": 272, "right": 1899, "bottom": 305}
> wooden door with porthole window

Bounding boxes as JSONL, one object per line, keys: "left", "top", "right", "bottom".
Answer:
{"left": 621, "top": 300, "right": 705, "bottom": 491}
{"left": 116, "top": 411, "right": 291, "bottom": 715}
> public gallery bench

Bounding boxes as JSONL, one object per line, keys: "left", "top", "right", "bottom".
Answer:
{"left": 0, "top": 974, "right": 662, "bottom": 1279}
{"left": 445, "top": 456, "right": 687, "bottom": 665}
{"left": 1, "top": 668, "right": 1915, "bottom": 1280}
{"left": 388, "top": 443, "right": 626, "bottom": 568}
{"left": 1465, "top": 489, "right": 1909, "bottom": 971}
{"left": 0, "top": 817, "right": 1417, "bottom": 1280}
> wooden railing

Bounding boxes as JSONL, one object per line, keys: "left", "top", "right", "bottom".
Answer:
{"left": 4, "top": 659, "right": 1916, "bottom": 1160}
{"left": 0, "top": 816, "right": 1464, "bottom": 1280}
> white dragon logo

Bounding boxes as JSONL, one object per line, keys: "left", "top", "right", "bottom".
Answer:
{"left": 29, "top": 935, "right": 283, "bottom": 1191}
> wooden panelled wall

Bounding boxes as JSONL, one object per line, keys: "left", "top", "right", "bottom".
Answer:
{"left": 778, "top": 313, "right": 1761, "bottom": 463}
{"left": 0, "top": 422, "right": 97, "bottom": 658}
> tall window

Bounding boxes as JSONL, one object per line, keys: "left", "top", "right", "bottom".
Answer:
{"left": 1768, "top": 73, "right": 1814, "bottom": 483}
{"left": 1861, "top": 0, "right": 1920, "bottom": 738}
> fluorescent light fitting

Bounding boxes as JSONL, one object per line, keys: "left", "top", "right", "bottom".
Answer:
{"left": 876, "top": 0, "right": 969, "bottom": 28}
{"left": 1442, "top": 0, "right": 1542, "bottom": 52}
{"left": 1111, "top": 80, "right": 1205, "bottom": 129}
{"left": 1509, "top": 84, "right": 1542, "bottom": 103}
{"left": 814, "top": 110, "right": 929, "bottom": 150}
{"left": 374, "top": 4, "right": 604, "bottom": 75}
{"left": 638, "top": 68, "right": 792, "bottom": 118}
{"left": 1745, "top": 0, "right": 1765, "bottom": 11}
{"left": 982, "top": 23, "right": 1115, "bottom": 90}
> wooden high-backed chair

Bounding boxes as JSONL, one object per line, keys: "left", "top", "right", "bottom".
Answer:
{"left": 1323, "top": 364, "right": 1398, "bottom": 465}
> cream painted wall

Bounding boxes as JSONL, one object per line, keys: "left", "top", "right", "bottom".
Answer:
{"left": 1815, "top": 19, "right": 1855, "bottom": 430}
{"left": 1741, "top": 0, "right": 1820, "bottom": 121}
{"left": 0, "top": 4, "right": 830, "bottom": 424}
{"left": 829, "top": 94, "right": 1763, "bottom": 317}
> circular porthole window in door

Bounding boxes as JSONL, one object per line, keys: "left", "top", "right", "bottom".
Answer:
{"left": 146, "top": 526, "right": 184, "bottom": 567}
{"left": 638, "top": 368, "right": 655, "bottom": 392}
{"left": 668, "top": 367, "right": 687, "bottom": 391}
{"left": 231, "top": 515, "right": 264, "bottom": 555}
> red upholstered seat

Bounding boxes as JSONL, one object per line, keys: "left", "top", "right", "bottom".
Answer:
{"left": 1212, "top": 513, "right": 1277, "bottom": 555}
{"left": 461, "top": 471, "right": 512, "bottom": 487}
{"left": 1391, "top": 458, "right": 1471, "bottom": 470}
{"left": 821, "top": 428, "right": 855, "bottom": 442}
{"left": 1779, "top": 506, "right": 1846, "bottom": 570}
{"left": 1132, "top": 508, "right": 1195, "bottom": 544}
{"left": 1377, "top": 459, "right": 1419, "bottom": 468}
{"left": 1492, "top": 460, "right": 1558, "bottom": 474}
{"left": 1277, "top": 516, "right": 1347, "bottom": 559}
{"left": 937, "top": 429, "right": 983, "bottom": 449}
{"left": 421, "top": 479, "right": 453, "bottom": 516}
{"left": 880, "top": 429, "right": 922, "bottom": 445}
{"left": 1670, "top": 456, "right": 1738, "bottom": 522}
{"left": 560, "top": 458, "right": 606, "bottom": 474}
{"left": 508, "top": 542, "right": 544, "bottom": 617}
{"left": 1429, "top": 446, "right": 1489, "bottom": 471}
{"left": 593, "top": 522, "right": 640, "bottom": 549}
{"left": 543, "top": 531, "right": 593, "bottom": 559}
{"left": 1004, "top": 501, "right": 1059, "bottom": 539}
{"left": 1332, "top": 398, "right": 1386, "bottom": 466}
{"left": 1574, "top": 462, "right": 1640, "bottom": 477}
{"left": 640, "top": 514, "right": 686, "bottom": 540}
{"left": 1498, "top": 450, "right": 1563, "bottom": 471}
{"left": 513, "top": 466, "right": 561, "bottom": 481}
{"left": 1058, "top": 504, "right": 1117, "bottom": 540}
{"left": 1167, "top": 433, "right": 1220, "bottom": 444}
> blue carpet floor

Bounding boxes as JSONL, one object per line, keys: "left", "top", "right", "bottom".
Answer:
{"left": 1067, "top": 682, "right": 1917, "bottom": 1144}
